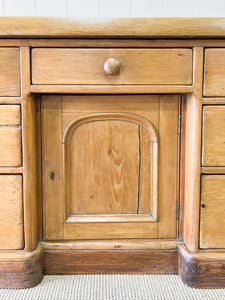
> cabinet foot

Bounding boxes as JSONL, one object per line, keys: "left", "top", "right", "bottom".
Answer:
{"left": 178, "top": 245, "right": 225, "bottom": 288}
{"left": 0, "top": 245, "right": 44, "bottom": 288}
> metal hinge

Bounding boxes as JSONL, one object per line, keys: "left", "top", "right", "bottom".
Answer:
{"left": 177, "top": 201, "right": 180, "bottom": 220}
{"left": 178, "top": 114, "right": 182, "bottom": 135}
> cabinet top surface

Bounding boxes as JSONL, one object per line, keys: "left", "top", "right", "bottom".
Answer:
{"left": 1, "top": 17, "right": 225, "bottom": 38}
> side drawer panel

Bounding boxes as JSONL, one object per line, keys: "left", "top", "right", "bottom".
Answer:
{"left": 0, "top": 105, "right": 21, "bottom": 166}
{"left": 202, "top": 106, "right": 225, "bottom": 166}
{"left": 0, "top": 175, "right": 23, "bottom": 249}
{"left": 200, "top": 175, "right": 225, "bottom": 249}
{"left": 204, "top": 48, "right": 225, "bottom": 97}
{"left": 0, "top": 48, "right": 20, "bottom": 96}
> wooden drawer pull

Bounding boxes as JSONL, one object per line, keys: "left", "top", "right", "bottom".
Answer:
{"left": 104, "top": 58, "right": 121, "bottom": 76}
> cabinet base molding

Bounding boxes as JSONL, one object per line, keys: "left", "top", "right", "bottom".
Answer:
{"left": 0, "top": 246, "right": 44, "bottom": 289}
{"left": 178, "top": 245, "right": 225, "bottom": 288}
{"left": 44, "top": 249, "right": 178, "bottom": 275}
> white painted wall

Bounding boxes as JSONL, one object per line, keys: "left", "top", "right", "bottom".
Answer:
{"left": 0, "top": 0, "right": 225, "bottom": 17}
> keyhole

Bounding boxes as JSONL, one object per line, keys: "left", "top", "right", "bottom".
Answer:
{"left": 50, "top": 172, "right": 55, "bottom": 180}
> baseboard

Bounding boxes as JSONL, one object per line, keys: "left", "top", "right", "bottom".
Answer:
{"left": 178, "top": 245, "right": 225, "bottom": 288}
{"left": 0, "top": 245, "right": 44, "bottom": 288}
{"left": 44, "top": 249, "right": 178, "bottom": 274}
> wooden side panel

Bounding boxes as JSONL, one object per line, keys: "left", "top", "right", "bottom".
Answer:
{"left": 70, "top": 121, "right": 141, "bottom": 214}
{"left": 200, "top": 175, "right": 225, "bottom": 248}
{"left": 158, "top": 95, "right": 179, "bottom": 238}
{"left": 0, "top": 175, "right": 23, "bottom": 249}
{"left": 202, "top": 106, "right": 225, "bottom": 166}
{"left": 204, "top": 48, "right": 225, "bottom": 96}
{"left": 42, "top": 95, "right": 64, "bottom": 240}
{"left": 32, "top": 48, "right": 192, "bottom": 85}
{"left": 0, "top": 48, "right": 20, "bottom": 96}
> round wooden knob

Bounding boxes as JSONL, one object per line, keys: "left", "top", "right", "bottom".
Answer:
{"left": 104, "top": 58, "right": 121, "bottom": 76}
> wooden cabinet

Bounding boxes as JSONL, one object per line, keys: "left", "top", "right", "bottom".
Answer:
{"left": 41, "top": 95, "right": 179, "bottom": 240}
{"left": 1, "top": 18, "right": 225, "bottom": 289}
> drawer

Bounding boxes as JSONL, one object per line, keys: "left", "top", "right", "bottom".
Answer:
{"left": 204, "top": 48, "right": 225, "bottom": 96}
{"left": 32, "top": 48, "right": 193, "bottom": 85}
{"left": 0, "top": 48, "right": 20, "bottom": 96}
{"left": 200, "top": 175, "right": 225, "bottom": 248}
{"left": 202, "top": 106, "right": 225, "bottom": 166}
{"left": 0, "top": 175, "right": 23, "bottom": 249}
{"left": 0, "top": 105, "right": 21, "bottom": 166}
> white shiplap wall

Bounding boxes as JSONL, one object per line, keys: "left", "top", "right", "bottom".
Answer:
{"left": 0, "top": 0, "right": 225, "bottom": 17}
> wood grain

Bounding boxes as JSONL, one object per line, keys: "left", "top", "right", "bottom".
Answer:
{"left": 32, "top": 48, "right": 192, "bottom": 85}
{"left": 158, "top": 95, "right": 179, "bottom": 238}
{"left": 0, "top": 48, "right": 20, "bottom": 96}
{"left": 183, "top": 47, "right": 203, "bottom": 252}
{"left": 21, "top": 47, "right": 39, "bottom": 251}
{"left": 1, "top": 17, "right": 225, "bottom": 38}
{"left": 0, "top": 175, "right": 23, "bottom": 250}
{"left": 202, "top": 106, "right": 225, "bottom": 166}
{"left": 179, "top": 245, "right": 225, "bottom": 288}
{"left": 200, "top": 175, "right": 225, "bottom": 248}
{"left": 0, "top": 246, "right": 43, "bottom": 289}
{"left": 44, "top": 249, "right": 178, "bottom": 274}
{"left": 204, "top": 48, "right": 225, "bottom": 96}
{"left": 42, "top": 95, "right": 64, "bottom": 240}
{"left": 0, "top": 105, "right": 20, "bottom": 125}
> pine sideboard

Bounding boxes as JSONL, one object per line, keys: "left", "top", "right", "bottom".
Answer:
{"left": 0, "top": 17, "right": 225, "bottom": 288}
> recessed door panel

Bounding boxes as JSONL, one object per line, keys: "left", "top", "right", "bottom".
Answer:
{"left": 42, "top": 95, "right": 179, "bottom": 240}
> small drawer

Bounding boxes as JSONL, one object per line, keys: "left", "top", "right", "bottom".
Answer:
{"left": 0, "top": 175, "right": 23, "bottom": 249}
{"left": 200, "top": 175, "right": 225, "bottom": 248}
{"left": 0, "top": 48, "right": 20, "bottom": 96}
{"left": 202, "top": 106, "right": 225, "bottom": 166}
{"left": 32, "top": 48, "right": 193, "bottom": 85}
{"left": 0, "top": 105, "right": 21, "bottom": 167}
{"left": 204, "top": 48, "right": 225, "bottom": 96}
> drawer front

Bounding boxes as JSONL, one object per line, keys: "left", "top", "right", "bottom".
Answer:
{"left": 0, "top": 175, "right": 23, "bottom": 249}
{"left": 0, "top": 48, "right": 20, "bottom": 96}
{"left": 32, "top": 48, "right": 192, "bottom": 85}
{"left": 202, "top": 106, "right": 225, "bottom": 166}
{"left": 204, "top": 48, "right": 225, "bottom": 96}
{"left": 0, "top": 105, "right": 21, "bottom": 166}
{"left": 200, "top": 175, "right": 225, "bottom": 248}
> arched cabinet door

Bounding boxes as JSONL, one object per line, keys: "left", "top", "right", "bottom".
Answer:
{"left": 42, "top": 95, "right": 179, "bottom": 240}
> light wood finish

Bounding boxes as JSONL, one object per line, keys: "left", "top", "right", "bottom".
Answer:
{"left": 1, "top": 18, "right": 225, "bottom": 38}
{"left": 202, "top": 167, "right": 225, "bottom": 174}
{"left": 0, "top": 105, "right": 20, "bottom": 125}
{"left": 41, "top": 239, "right": 182, "bottom": 250}
{"left": 0, "top": 105, "right": 21, "bottom": 167}
{"left": 104, "top": 58, "right": 121, "bottom": 76}
{"left": 32, "top": 48, "right": 192, "bottom": 85}
{"left": 200, "top": 175, "right": 225, "bottom": 249}
{"left": 203, "top": 98, "right": 225, "bottom": 105}
{"left": 30, "top": 84, "right": 193, "bottom": 94}
{"left": 202, "top": 106, "right": 225, "bottom": 166}
{"left": 158, "top": 95, "right": 179, "bottom": 238}
{"left": 0, "top": 48, "right": 20, "bottom": 96}
{"left": 42, "top": 95, "right": 179, "bottom": 240}
{"left": 41, "top": 95, "right": 63, "bottom": 240}
{"left": 0, "top": 175, "right": 23, "bottom": 250}
{"left": 21, "top": 47, "right": 38, "bottom": 251}
{"left": 183, "top": 47, "right": 203, "bottom": 252}
{"left": 204, "top": 49, "right": 225, "bottom": 96}
{"left": 0, "top": 167, "right": 23, "bottom": 173}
